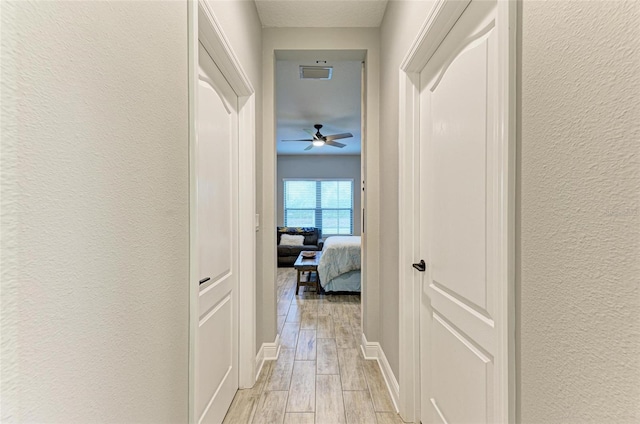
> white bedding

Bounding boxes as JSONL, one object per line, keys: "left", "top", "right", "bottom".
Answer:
{"left": 318, "top": 236, "right": 361, "bottom": 289}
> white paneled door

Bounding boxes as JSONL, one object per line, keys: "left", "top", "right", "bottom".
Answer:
{"left": 418, "top": 0, "right": 510, "bottom": 423}
{"left": 196, "top": 41, "right": 239, "bottom": 424}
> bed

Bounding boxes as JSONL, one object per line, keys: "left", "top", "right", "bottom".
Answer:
{"left": 317, "top": 236, "right": 361, "bottom": 293}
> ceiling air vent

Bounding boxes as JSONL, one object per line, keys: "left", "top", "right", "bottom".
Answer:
{"left": 299, "top": 66, "right": 333, "bottom": 80}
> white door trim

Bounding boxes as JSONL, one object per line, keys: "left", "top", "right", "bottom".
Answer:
{"left": 188, "top": 1, "right": 256, "bottom": 422}
{"left": 397, "top": 1, "right": 516, "bottom": 422}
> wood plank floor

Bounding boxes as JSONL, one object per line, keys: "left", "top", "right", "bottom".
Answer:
{"left": 223, "top": 268, "right": 404, "bottom": 424}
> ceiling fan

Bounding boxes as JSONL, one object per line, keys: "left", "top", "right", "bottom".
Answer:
{"left": 282, "top": 124, "right": 353, "bottom": 150}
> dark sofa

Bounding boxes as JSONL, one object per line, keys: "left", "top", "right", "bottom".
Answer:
{"left": 277, "top": 227, "right": 324, "bottom": 267}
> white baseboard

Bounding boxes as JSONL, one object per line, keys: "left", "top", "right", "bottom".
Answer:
{"left": 360, "top": 332, "right": 379, "bottom": 359}
{"left": 254, "top": 334, "right": 280, "bottom": 385}
{"left": 360, "top": 333, "right": 400, "bottom": 413}
{"left": 263, "top": 334, "right": 281, "bottom": 360}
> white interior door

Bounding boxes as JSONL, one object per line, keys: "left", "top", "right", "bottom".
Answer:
{"left": 196, "top": 41, "right": 239, "bottom": 424}
{"left": 418, "top": 0, "right": 510, "bottom": 422}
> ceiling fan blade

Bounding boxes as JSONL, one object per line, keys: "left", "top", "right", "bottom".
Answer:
{"left": 325, "top": 140, "right": 346, "bottom": 148}
{"left": 325, "top": 132, "right": 353, "bottom": 141}
{"left": 305, "top": 129, "right": 323, "bottom": 140}
{"left": 282, "top": 139, "right": 314, "bottom": 142}
{"left": 304, "top": 144, "right": 314, "bottom": 151}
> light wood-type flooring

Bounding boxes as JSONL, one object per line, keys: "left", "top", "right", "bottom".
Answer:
{"left": 223, "top": 268, "right": 404, "bottom": 424}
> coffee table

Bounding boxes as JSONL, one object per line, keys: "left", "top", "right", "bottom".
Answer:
{"left": 293, "top": 251, "right": 322, "bottom": 295}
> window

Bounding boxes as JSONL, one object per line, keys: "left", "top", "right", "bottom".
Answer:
{"left": 284, "top": 179, "right": 353, "bottom": 235}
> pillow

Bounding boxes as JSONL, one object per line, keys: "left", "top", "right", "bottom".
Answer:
{"left": 304, "top": 233, "right": 318, "bottom": 245}
{"left": 279, "top": 234, "right": 305, "bottom": 246}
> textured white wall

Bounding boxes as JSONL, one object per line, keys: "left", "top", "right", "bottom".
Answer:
{"left": 277, "top": 155, "right": 362, "bottom": 235}
{"left": 1, "top": 2, "right": 190, "bottom": 422}
{"left": 379, "top": 0, "right": 436, "bottom": 380}
{"left": 519, "top": 1, "right": 640, "bottom": 422}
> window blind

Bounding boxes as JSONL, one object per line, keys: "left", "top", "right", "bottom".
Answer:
{"left": 284, "top": 179, "right": 353, "bottom": 235}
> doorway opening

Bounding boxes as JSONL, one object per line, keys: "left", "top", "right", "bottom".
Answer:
{"left": 273, "top": 49, "right": 366, "bottom": 347}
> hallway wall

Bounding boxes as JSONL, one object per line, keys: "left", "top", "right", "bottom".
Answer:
{"left": 1, "top": 2, "right": 190, "bottom": 421}
{"left": 519, "top": 1, "right": 640, "bottom": 422}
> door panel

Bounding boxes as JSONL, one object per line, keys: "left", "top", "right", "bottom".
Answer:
{"left": 431, "top": 313, "right": 492, "bottom": 424}
{"left": 419, "top": 1, "right": 501, "bottom": 423}
{"left": 196, "top": 41, "right": 239, "bottom": 424}
{"left": 430, "top": 35, "right": 488, "bottom": 312}
{"left": 197, "top": 295, "right": 233, "bottom": 419}
{"left": 198, "top": 47, "right": 233, "bottom": 286}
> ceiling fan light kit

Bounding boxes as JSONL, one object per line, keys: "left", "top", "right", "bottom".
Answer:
{"left": 281, "top": 124, "right": 353, "bottom": 151}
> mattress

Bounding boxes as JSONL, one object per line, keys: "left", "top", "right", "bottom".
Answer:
{"left": 322, "top": 270, "right": 361, "bottom": 293}
{"left": 318, "top": 236, "right": 361, "bottom": 292}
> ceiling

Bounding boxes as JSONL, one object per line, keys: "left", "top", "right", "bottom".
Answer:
{"left": 257, "top": 1, "right": 387, "bottom": 156}
{"left": 276, "top": 51, "right": 363, "bottom": 155}
{"left": 254, "top": 0, "right": 389, "bottom": 28}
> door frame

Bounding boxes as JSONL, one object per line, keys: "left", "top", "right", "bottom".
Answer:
{"left": 262, "top": 30, "right": 381, "bottom": 370}
{"left": 188, "top": 1, "right": 257, "bottom": 422}
{"left": 397, "top": 0, "right": 517, "bottom": 422}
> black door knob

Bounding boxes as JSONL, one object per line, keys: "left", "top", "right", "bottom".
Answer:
{"left": 412, "top": 260, "right": 426, "bottom": 272}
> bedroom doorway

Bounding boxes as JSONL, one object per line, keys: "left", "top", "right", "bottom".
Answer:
{"left": 273, "top": 49, "right": 366, "bottom": 346}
